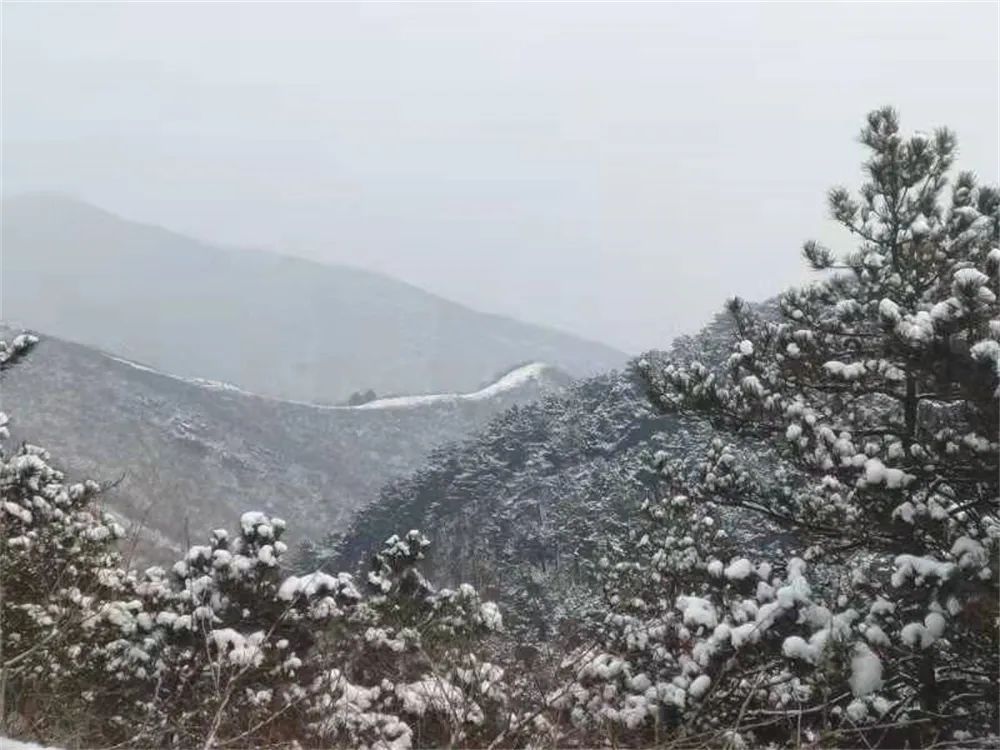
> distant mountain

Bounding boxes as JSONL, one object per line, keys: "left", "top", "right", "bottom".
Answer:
{"left": 1, "top": 194, "right": 626, "bottom": 403}
{"left": 0, "top": 326, "right": 572, "bottom": 558}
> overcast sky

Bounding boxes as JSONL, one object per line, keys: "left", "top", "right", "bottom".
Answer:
{"left": 3, "top": 2, "right": 997, "bottom": 354}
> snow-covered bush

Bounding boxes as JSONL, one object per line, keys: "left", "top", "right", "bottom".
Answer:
{"left": 297, "top": 530, "right": 509, "bottom": 748}
{"left": 0, "top": 332, "right": 140, "bottom": 741}
{"left": 125, "top": 524, "right": 508, "bottom": 748}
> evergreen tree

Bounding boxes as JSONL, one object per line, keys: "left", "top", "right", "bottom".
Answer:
{"left": 544, "top": 108, "right": 998, "bottom": 747}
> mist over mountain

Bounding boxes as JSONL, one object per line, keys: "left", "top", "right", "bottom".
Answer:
{"left": 0, "top": 325, "right": 572, "bottom": 558}
{"left": 1, "top": 194, "right": 626, "bottom": 404}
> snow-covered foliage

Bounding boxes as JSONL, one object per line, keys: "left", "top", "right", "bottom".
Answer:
{"left": 618, "top": 107, "right": 1000, "bottom": 746}
{"left": 1, "top": 335, "right": 506, "bottom": 748}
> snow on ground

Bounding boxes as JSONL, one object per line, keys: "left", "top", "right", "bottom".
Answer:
{"left": 1, "top": 737, "right": 62, "bottom": 750}
{"left": 107, "top": 355, "right": 553, "bottom": 411}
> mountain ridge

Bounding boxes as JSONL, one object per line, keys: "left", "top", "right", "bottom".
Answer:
{"left": 101, "top": 350, "right": 562, "bottom": 411}
{"left": 1, "top": 193, "right": 627, "bottom": 403}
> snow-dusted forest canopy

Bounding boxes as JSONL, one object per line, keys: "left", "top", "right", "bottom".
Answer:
{"left": 1, "top": 109, "right": 997, "bottom": 749}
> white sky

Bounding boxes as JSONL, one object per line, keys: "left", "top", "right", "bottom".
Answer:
{"left": 3, "top": 2, "right": 998, "bottom": 353}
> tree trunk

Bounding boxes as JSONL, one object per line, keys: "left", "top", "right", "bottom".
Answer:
{"left": 904, "top": 373, "right": 918, "bottom": 443}
{"left": 919, "top": 649, "right": 938, "bottom": 714}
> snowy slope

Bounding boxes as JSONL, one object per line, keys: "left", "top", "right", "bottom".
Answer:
{"left": 1, "top": 327, "right": 572, "bottom": 559}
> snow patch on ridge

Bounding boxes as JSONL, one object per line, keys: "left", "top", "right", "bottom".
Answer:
{"left": 356, "top": 363, "right": 552, "bottom": 409}
{"left": 105, "top": 355, "right": 556, "bottom": 411}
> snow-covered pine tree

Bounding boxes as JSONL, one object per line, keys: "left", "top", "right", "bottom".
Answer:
{"left": 302, "top": 529, "right": 509, "bottom": 749}
{"left": 648, "top": 107, "right": 998, "bottom": 745}
{"left": 544, "top": 108, "right": 998, "bottom": 748}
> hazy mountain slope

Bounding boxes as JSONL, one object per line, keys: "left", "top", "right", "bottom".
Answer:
{"left": 0, "top": 327, "right": 572, "bottom": 558}
{"left": 1, "top": 194, "right": 626, "bottom": 403}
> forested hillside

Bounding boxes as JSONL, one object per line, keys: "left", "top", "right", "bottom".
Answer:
{"left": 327, "top": 355, "right": 689, "bottom": 628}
{"left": 326, "top": 302, "right": 802, "bottom": 639}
